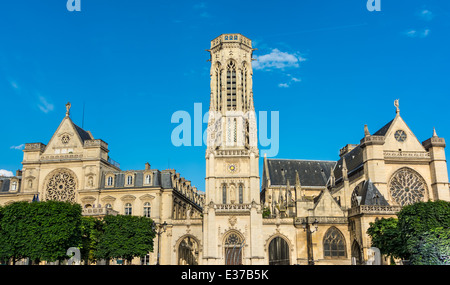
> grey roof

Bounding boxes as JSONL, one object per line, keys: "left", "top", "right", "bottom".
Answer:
{"left": 73, "top": 123, "right": 93, "bottom": 143}
{"left": 0, "top": 177, "right": 11, "bottom": 193}
{"left": 334, "top": 145, "right": 364, "bottom": 182}
{"left": 373, "top": 119, "right": 394, "bottom": 136}
{"left": 101, "top": 170, "right": 161, "bottom": 189}
{"left": 266, "top": 159, "right": 336, "bottom": 187}
{"left": 352, "top": 180, "right": 389, "bottom": 206}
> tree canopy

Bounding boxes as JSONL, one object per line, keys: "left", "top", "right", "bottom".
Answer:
{"left": 367, "top": 200, "right": 450, "bottom": 264}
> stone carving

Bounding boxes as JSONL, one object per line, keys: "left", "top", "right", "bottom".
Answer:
{"left": 389, "top": 168, "right": 426, "bottom": 206}
{"left": 45, "top": 170, "right": 77, "bottom": 202}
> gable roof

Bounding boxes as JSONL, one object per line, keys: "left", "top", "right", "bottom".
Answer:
{"left": 373, "top": 119, "right": 394, "bottom": 136}
{"left": 73, "top": 122, "right": 93, "bottom": 143}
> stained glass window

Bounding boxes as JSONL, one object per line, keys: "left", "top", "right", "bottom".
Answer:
{"left": 323, "top": 227, "right": 346, "bottom": 258}
{"left": 389, "top": 167, "right": 426, "bottom": 206}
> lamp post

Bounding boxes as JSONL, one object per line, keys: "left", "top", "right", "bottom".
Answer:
{"left": 302, "top": 218, "right": 318, "bottom": 265}
{"left": 152, "top": 221, "right": 168, "bottom": 265}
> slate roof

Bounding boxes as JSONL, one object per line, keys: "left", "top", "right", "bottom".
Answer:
{"left": 100, "top": 170, "right": 162, "bottom": 189}
{"left": 266, "top": 159, "right": 336, "bottom": 187}
{"left": 373, "top": 119, "right": 394, "bottom": 136}
{"left": 333, "top": 145, "right": 364, "bottom": 182}
{"left": 0, "top": 177, "right": 11, "bottom": 193}
{"left": 73, "top": 122, "right": 93, "bottom": 143}
{"left": 352, "top": 180, "right": 389, "bottom": 206}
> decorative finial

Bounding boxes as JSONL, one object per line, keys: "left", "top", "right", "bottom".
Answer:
{"left": 65, "top": 102, "right": 71, "bottom": 117}
{"left": 394, "top": 99, "right": 400, "bottom": 115}
{"left": 364, "top": 124, "right": 371, "bottom": 137}
{"left": 433, "top": 127, "right": 438, "bottom": 138}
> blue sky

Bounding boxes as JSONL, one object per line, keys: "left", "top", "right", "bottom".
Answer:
{"left": 1, "top": 0, "right": 449, "bottom": 191}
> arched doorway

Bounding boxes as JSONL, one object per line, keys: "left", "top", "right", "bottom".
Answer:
{"left": 351, "top": 240, "right": 363, "bottom": 265}
{"left": 268, "top": 236, "right": 290, "bottom": 265}
{"left": 177, "top": 236, "right": 199, "bottom": 265}
{"left": 224, "top": 231, "right": 245, "bottom": 265}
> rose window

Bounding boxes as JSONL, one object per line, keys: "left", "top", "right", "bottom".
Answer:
{"left": 389, "top": 168, "right": 426, "bottom": 206}
{"left": 45, "top": 170, "right": 77, "bottom": 202}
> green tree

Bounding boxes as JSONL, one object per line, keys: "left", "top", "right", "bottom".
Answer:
{"left": 367, "top": 200, "right": 450, "bottom": 263}
{"left": 407, "top": 227, "right": 450, "bottom": 265}
{"left": 0, "top": 202, "right": 31, "bottom": 264}
{"left": 366, "top": 217, "right": 403, "bottom": 261}
{"left": 80, "top": 216, "right": 103, "bottom": 264}
{"left": 0, "top": 201, "right": 82, "bottom": 264}
{"left": 94, "top": 215, "right": 155, "bottom": 264}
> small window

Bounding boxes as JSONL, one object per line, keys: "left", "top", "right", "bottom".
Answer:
{"left": 11, "top": 181, "right": 17, "bottom": 191}
{"left": 222, "top": 184, "right": 227, "bottom": 204}
{"left": 144, "top": 202, "right": 151, "bottom": 217}
{"left": 127, "top": 175, "right": 133, "bottom": 185}
{"left": 125, "top": 203, "right": 132, "bottom": 215}
{"left": 105, "top": 203, "right": 112, "bottom": 209}
{"left": 145, "top": 174, "right": 151, "bottom": 185}
{"left": 107, "top": 176, "right": 113, "bottom": 186}
{"left": 239, "top": 185, "right": 243, "bottom": 204}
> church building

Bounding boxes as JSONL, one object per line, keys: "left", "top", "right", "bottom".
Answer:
{"left": 0, "top": 34, "right": 448, "bottom": 265}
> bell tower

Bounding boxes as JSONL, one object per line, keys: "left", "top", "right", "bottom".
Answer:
{"left": 203, "top": 34, "right": 263, "bottom": 265}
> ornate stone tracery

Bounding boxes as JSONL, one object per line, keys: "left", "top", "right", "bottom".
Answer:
{"left": 44, "top": 169, "right": 77, "bottom": 202}
{"left": 389, "top": 167, "right": 427, "bottom": 206}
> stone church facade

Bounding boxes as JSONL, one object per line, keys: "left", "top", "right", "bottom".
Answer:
{"left": 0, "top": 34, "right": 449, "bottom": 265}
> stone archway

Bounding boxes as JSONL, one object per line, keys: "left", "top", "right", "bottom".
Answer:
{"left": 268, "top": 236, "right": 290, "bottom": 265}
{"left": 223, "top": 231, "right": 245, "bottom": 265}
{"left": 177, "top": 235, "right": 200, "bottom": 265}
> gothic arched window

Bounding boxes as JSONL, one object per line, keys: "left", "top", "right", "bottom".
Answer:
{"left": 268, "top": 236, "right": 290, "bottom": 265}
{"left": 323, "top": 227, "right": 347, "bottom": 258}
{"left": 389, "top": 167, "right": 427, "bottom": 206}
{"left": 239, "top": 184, "right": 243, "bottom": 204}
{"left": 241, "top": 63, "right": 248, "bottom": 111}
{"left": 226, "top": 61, "right": 237, "bottom": 110}
{"left": 222, "top": 184, "right": 227, "bottom": 204}
{"left": 224, "top": 232, "right": 244, "bottom": 265}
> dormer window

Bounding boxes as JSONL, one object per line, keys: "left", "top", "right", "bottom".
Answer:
{"left": 145, "top": 174, "right": 151, "bottom": 185}
{"left": 127, "top": 175, "right": 133, "bottom": 185}
{"left": 107, "top": 176, "right": 113, "bottom": 186}
{"left": 11, "top": 181, "right": 17, "bottom": 191}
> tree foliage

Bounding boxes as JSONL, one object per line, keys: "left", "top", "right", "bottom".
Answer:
{"left": 366, "top": 217, "right": 403, "bottom": 260}
{"left": 94, "top": 215, "right": 155, "bottom": 264}
{"left": 0, "top": 201, "right": 157, "bottom": 265}
{"left": 0, "top": 201, "right": 82, "bottom": 264}
{"left": 407, "top": 227, "right": 450, "bottom": 265}
{"left": 367, "top": 200, "right": 450, "bottom": 264}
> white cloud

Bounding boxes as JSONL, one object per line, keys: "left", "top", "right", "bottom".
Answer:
{"left": 420, "top": 9, "right": 434, "bottom": 21}
{"left": 37, "top": 96, "right": 54, "bottom": 113}
{"left": 278, "top": 83, "right": 289, "bottom": 88}
{"left": 253, "top": 49, "right": 306, "bottom": 71}
{"left": 404, "top": 29, "right": 430, "bottom": 38}
{"left": 10, "top": 144, "right": 25, "bottom": 150}
{"left": 0, "top": 169, "right": 14, "bottom": 177}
